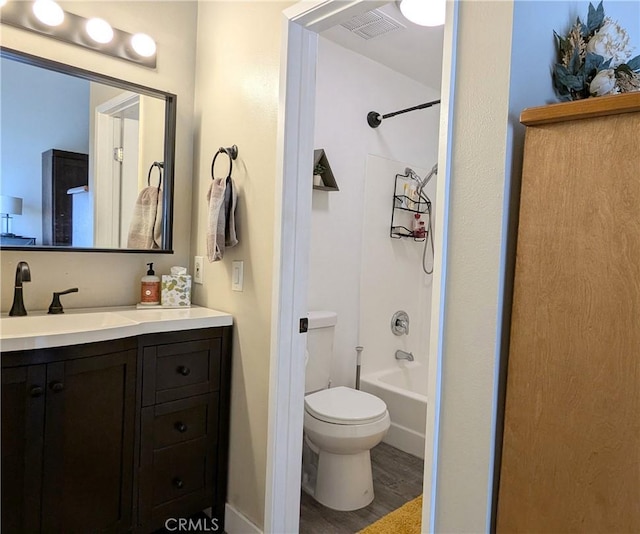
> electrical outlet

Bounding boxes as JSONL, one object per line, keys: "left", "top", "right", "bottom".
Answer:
{"left": 194, "top": 256, "right": 204, "bottom": 284}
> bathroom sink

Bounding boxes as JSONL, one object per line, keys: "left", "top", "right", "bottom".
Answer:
{"left": 0, "top": 306, "right": 233, "bottom": 352}
{"left": 0, "top": 312, "right": 139, "bottom": 339}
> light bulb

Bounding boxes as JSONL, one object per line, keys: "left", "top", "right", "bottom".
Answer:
{"left": 0, "top": 0, "right": 8, "bottom": 8}
{"left": 32, "top": 0, "right": 64, "bottom": 27}
{"left": 131, "top": 33, "right": 156, "bottom": 57}
{"left": 86, "top": 18, "right": 113, "bottom": 44}
{"left": 399, "top": 0, "right": 445, "bottom": 27}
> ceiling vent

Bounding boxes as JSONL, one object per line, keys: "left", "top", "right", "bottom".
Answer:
{"left": 340, "top": 9, "right": 406, "bottom": 40}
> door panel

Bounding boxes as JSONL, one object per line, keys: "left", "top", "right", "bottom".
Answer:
{"left": 1, "top": 365, "right": 46, "bottom": 533}
{"left": 41, "top": 350, "right": 136, "bottom": 533}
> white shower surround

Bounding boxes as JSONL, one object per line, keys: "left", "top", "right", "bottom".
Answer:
{"left": 309, "top": 37, "right": 439, "bottom": 457}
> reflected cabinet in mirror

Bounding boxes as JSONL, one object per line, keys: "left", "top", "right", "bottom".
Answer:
{"left": 0, "top": 48, "right": 176, "bottom": 252}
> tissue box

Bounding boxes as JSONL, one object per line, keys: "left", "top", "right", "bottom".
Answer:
{"left": 161, "top": 274, "right": 192, "bottom": 307}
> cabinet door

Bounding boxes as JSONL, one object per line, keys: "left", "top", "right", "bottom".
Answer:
{"left": 41, "top": 350, "right": 136, "bottom": 533}
{"left": 1, "top": 365, "right": 46, "bottom": 533}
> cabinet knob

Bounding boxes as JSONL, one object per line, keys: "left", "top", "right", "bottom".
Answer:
{"left": 30, "top": 386, "right": 44, "bottom": 398}
{"left": 175, "top": 422, "right": 188, "bottom": 433}
{"left": 173, "top": 477, "right": 184, "bottom": 489}
{"left": 177, "top": 366, "right": 191, "bottom": 376}
{"left": 50, "top": 381, "right": 64, "bottom": 393}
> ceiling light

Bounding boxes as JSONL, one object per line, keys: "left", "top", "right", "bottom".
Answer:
{"left": 131, "top": 33, "right": 156, "bottom": 57}
{"left": 85, "top": 18, "right": 113, "bottom": 44}
{"left": 399, "top": 0, "right": 445, "bottom": 27}
{"left": 32, "top": 0, "right": 64, "bottom": 27}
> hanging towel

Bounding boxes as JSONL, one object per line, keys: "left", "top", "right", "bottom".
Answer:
{"left": 207, "top": 177, "right": 227, "bottom": 262}
{"left": 224, "top": 177, "right": 238, "bottom": 248}
{"left": 207, "top": 177, "right": 239, "bottom": 262}
{"left": 127, "top": 186, "right": 162, "bottom": 249}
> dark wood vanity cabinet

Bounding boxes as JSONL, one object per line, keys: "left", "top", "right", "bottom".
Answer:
{"left": 1, "top": 326, "right": 232, "bottom": 533}
{"left": 1, "top": 339, "right": 137, "bottom": 533}
{"left": 137, "top": 330, "right": 231, "bottom": 532}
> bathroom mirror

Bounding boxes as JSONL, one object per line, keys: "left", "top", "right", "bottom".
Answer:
{"left": 0, "top": 47, "right": 176, "bottom": 252}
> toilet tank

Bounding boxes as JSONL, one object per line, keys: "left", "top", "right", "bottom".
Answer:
{"left": 305, "top": 311, "right": 337, "bottom": 394}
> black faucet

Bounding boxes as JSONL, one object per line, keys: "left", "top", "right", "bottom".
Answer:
{"left": 9, "top": 261, "right": 31, "bottom": 316}
{"left": 48, "top": 288, "right": 79, "bottom": 314}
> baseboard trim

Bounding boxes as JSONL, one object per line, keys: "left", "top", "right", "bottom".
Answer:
{"left": 224, "top": 503, "right": 263, "bottom": 534}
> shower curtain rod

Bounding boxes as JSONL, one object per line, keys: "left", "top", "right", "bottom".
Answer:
{"left": 367, "top": 99, "right": 441, "bottom": 128}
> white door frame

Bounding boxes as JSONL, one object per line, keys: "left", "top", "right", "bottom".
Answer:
{"left": 94, "top": 91, "right": 139, "bottom": 247}
{"left": 267, "top": 1, "right": 459, "bottom": 532}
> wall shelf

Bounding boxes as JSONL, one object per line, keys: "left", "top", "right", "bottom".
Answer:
{"left": 313, "top": 149, "right": 339, "bottom": 191}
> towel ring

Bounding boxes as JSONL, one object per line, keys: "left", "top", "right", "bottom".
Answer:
{"left": 211, "top": 145, "right": 238, "bottom": 180}
{"left": 148, "top": 161, "right": 163, "bottom": 188}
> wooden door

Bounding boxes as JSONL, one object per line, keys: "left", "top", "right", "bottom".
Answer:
{"left": 41, "top": 350, "right": 136, "bottom": 533}
{"left": 1, "top": 365, "right": 46, "bottom": 533}
{"left": 497, "top": 109, "right": 640, "bottom": 531}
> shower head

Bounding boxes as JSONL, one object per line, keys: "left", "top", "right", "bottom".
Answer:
{"left": 417, "top": 163, "right": 438, "bottom": 196}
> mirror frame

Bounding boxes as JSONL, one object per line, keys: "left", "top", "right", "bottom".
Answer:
{"left": 0, "top": 47, "right": 177, "bottom": 253}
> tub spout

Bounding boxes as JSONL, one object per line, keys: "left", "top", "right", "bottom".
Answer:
{"left": 395, "top": 349, "right": 414, "bottom": 362}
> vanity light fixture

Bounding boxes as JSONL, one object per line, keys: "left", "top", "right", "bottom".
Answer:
{"left": 398, "top": 0, "right": 445, "bottom": 27}
{"left": 32, "top": 0, "right": 64, "bottom": 27}
{"left": 0, "top": 1, "right": 157, "bottom": 68}
{"left": 131, "top": 33, "right": 156, "bottom": 58}
{"left": 85, "top": 17, "right": 114, "bottom": 45}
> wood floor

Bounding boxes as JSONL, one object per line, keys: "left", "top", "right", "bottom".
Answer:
{"left": 299, "top": 442, "right": 424, "bottom": 534}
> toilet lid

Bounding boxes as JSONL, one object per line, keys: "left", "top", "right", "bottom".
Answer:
{"left": 305, "top": 386, "right": 388, "bottom": 425}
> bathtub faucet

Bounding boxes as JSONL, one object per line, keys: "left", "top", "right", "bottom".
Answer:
{"left": 395, "top": 349, "right": 414, "bottom": 362}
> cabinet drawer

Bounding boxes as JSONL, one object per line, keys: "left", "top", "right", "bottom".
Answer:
{"left": 152, "top": 438, "right": 211, "bottom": 506}
{"left": 142, "top": 394, "right": 219, "bottom": 450}
{"left": 143, "top": 338, "right": 221, "bottom": 405}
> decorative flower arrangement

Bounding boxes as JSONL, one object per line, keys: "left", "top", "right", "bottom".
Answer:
{"left": 553, "top": 1, "right": 640, "bottom": 100}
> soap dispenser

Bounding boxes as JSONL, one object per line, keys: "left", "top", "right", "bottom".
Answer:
{"left": 140, "top": 263, "right": 160, "bottom": 305}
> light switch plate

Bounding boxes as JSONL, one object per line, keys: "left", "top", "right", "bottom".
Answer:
{"left": 194, "top": 256, "right": 204, "bottom": 284}
{"left": 232, "top": 261, "right": 244, "bottom": 292}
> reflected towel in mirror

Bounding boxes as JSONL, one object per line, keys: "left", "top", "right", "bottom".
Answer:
{"left": 127, "top": 186, "right": 162, "bottom": 249}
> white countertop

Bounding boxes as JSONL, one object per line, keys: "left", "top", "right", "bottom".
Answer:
{"left": 0, "top": 305, "right": 233, "bottom": 353}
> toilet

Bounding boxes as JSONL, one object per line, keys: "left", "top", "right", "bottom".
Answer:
{"left": 302, "top": 311, "right": 390, "bottom": 511}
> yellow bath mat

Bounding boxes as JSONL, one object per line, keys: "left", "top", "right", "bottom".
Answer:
{"left": 358, "top": 495, "right": 422, "bottom": 534}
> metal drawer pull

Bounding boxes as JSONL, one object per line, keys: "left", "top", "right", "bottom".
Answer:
{"left": 175, "top": 422, "right": 188, "bottom": 433}
{"left": 177, "top": 366, "right": 191, "bottom": 376}
{"left": 30, "top": 386, "right": 44, "bottom": 398}
{"left": 50, "top": 381, "right": 64, "bottom": 393}
{"left": 173, "top": 477, "right": 184, "bottom": 489}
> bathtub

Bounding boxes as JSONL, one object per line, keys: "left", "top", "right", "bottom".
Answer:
{"left": 360, "top": 363, "right": 428, "bottom": 459}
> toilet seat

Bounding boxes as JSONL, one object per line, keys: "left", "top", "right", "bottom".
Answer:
{"left": 305, "top": 386, "right": 387, "bottom": 425}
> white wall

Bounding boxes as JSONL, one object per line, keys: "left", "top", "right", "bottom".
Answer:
{"left": 0, "top": 1, "right": 197, "bottom": 313}
{"left": 360, "top": 155, "right": 436, "bottom": 374}
{"left": 309, "top": 37, "right": 440, "bottom": 386}
{"left": 0, "top": 58, "right": 90, "bottom": 244}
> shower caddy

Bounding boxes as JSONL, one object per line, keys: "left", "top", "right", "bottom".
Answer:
{"left": 390, "top": 172, "right": 430, "bottom": 241}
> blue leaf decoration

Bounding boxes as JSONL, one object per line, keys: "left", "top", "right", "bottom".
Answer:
{"left": 628, "top": 55, "right": 640, "bottom": 72}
